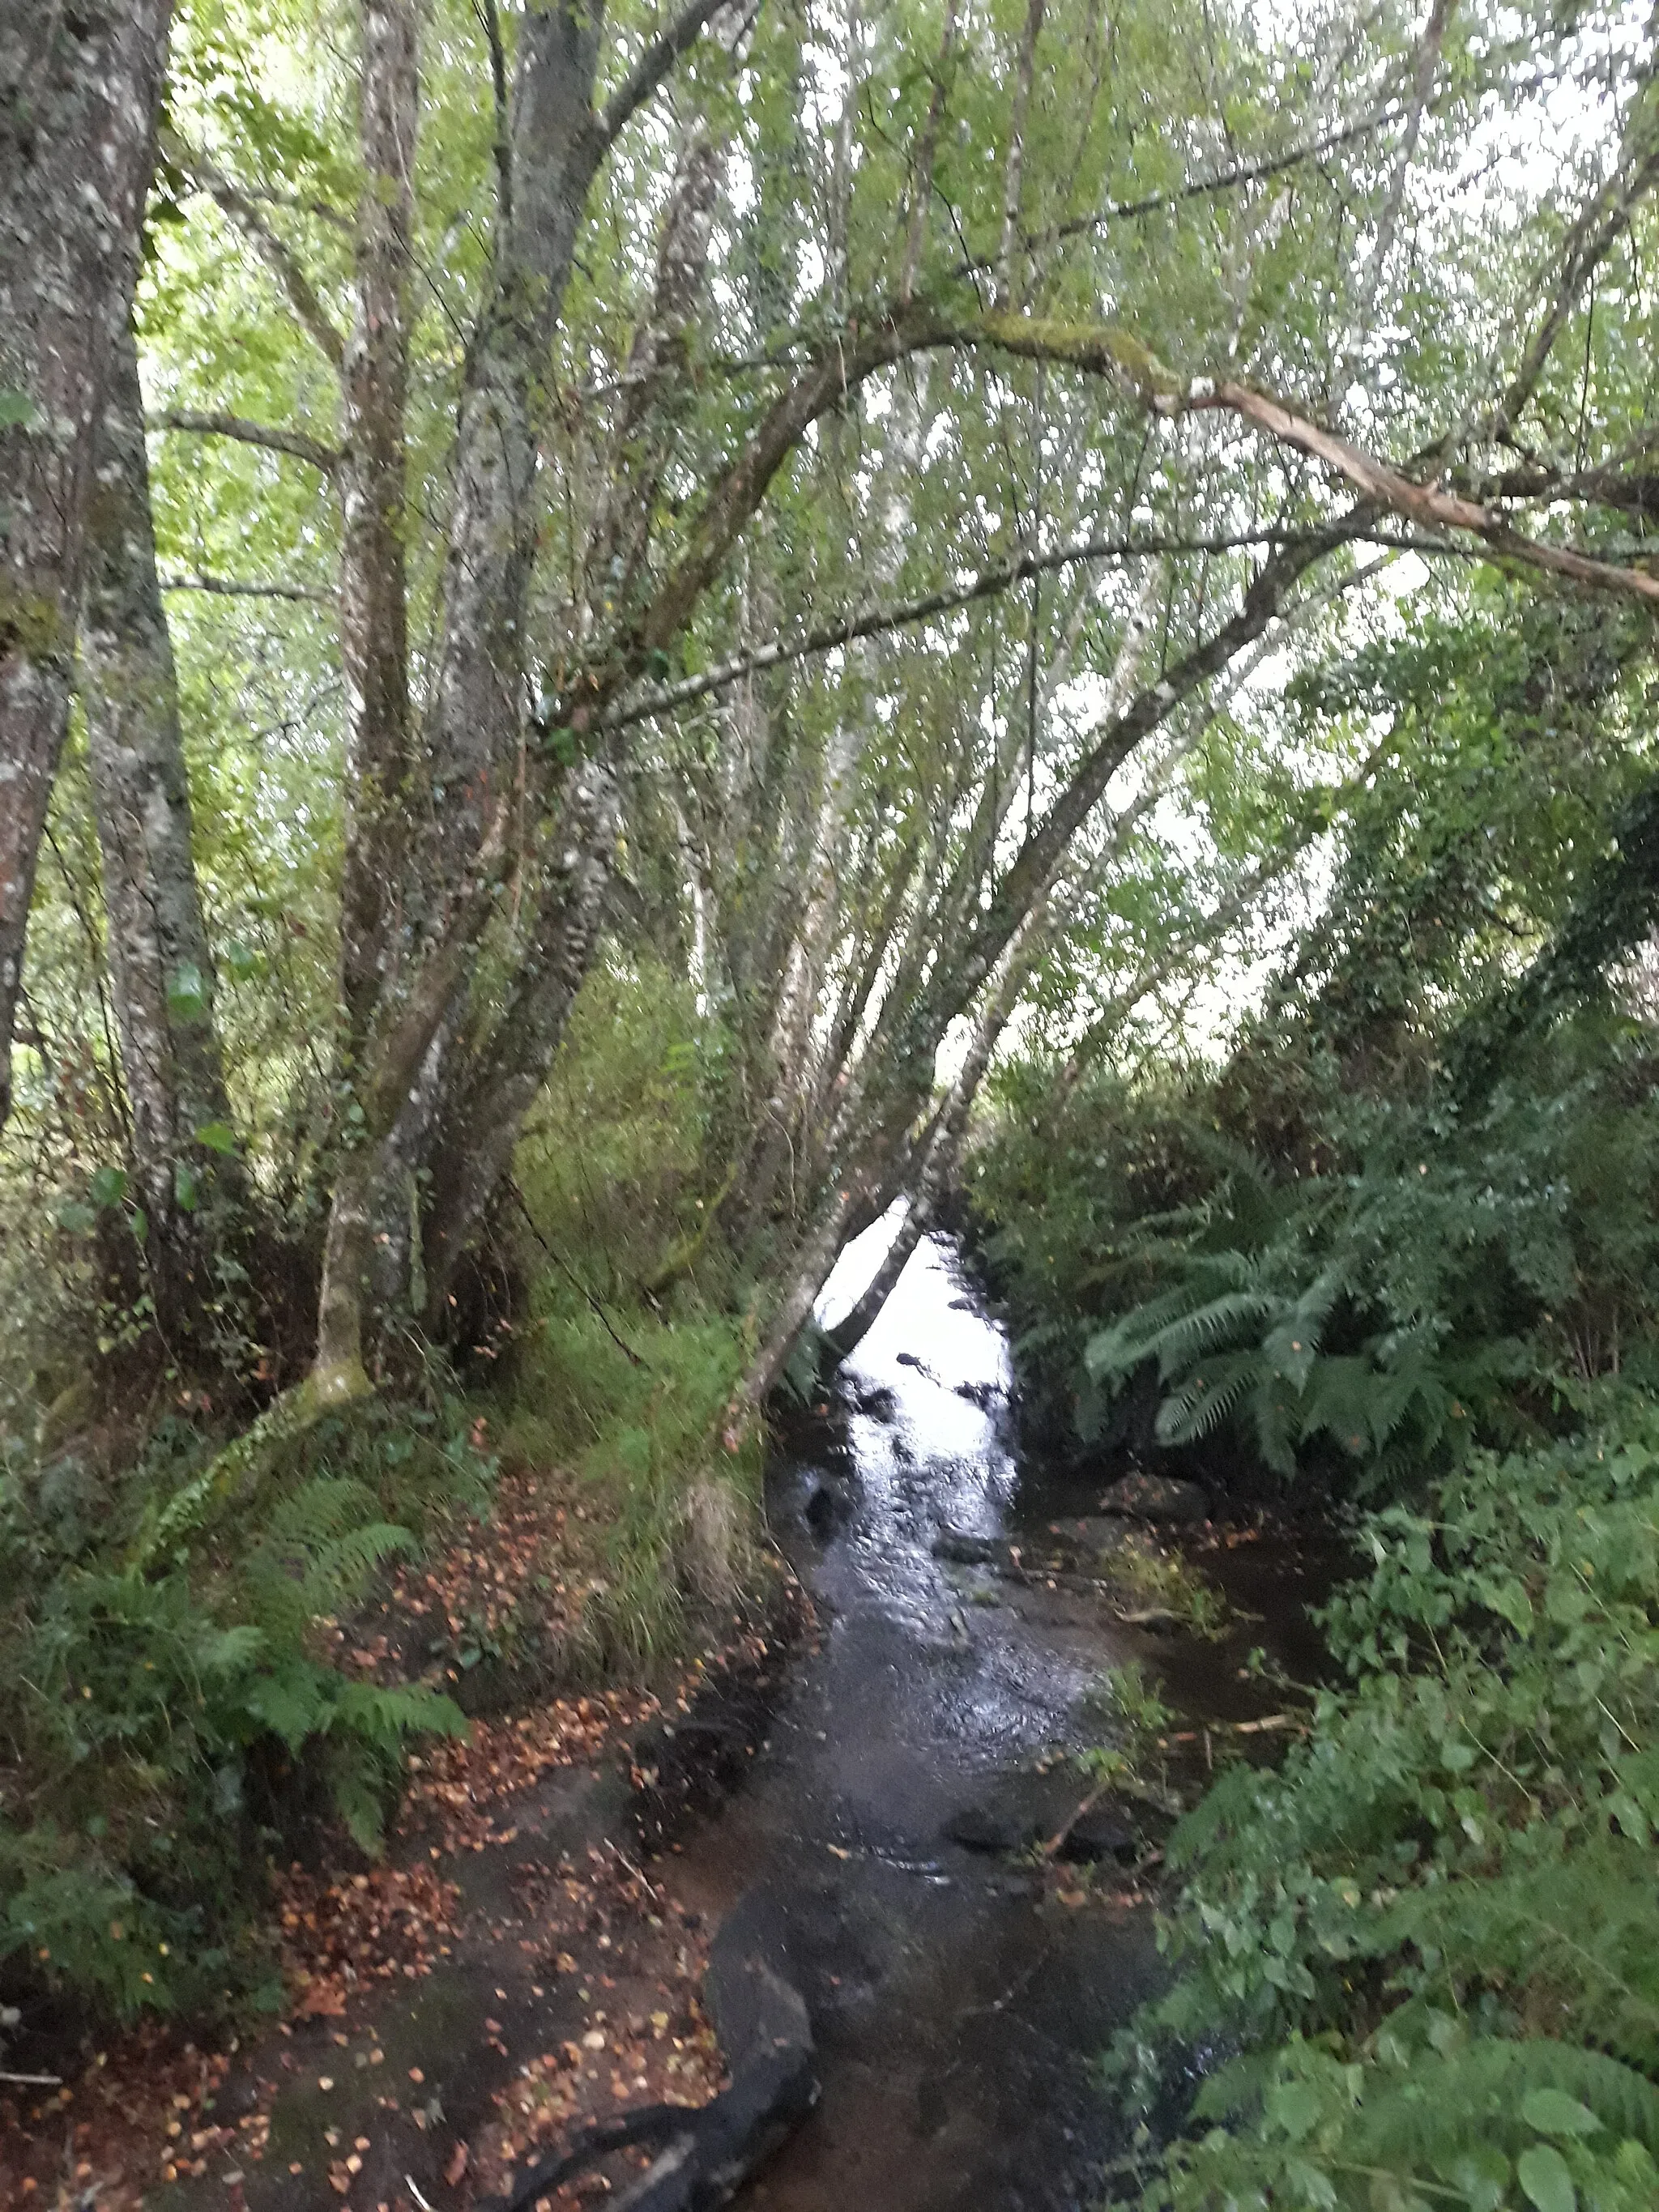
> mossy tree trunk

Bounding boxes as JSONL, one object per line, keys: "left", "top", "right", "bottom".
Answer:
{"left": 0, "top": 0, "right": 173, "bottom": 1132}
{"left": 80, "top": 313, "right": 244, "bottom": 1343}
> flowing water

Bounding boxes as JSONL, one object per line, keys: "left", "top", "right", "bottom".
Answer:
{"left": 663, "top": 1228, "right": 1338, "bottom": 2212}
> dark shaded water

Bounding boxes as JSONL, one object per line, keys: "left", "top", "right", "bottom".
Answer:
{"left": 663, "top": 1229, "right": 1337, "bottom": 2212}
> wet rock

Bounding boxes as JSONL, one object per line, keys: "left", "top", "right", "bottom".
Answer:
{"left": 948, "top": 1296, "right": 977, "bottom": 1311}
{"left": 1043, "top": 1515, "right": 1134, "bottom": 1562}
{"left": 850, "top": 1382, "right": 898, "bottom": 1421}
{"left": 942, "top": 1771, "right": 1137, "bottom": 1864}
{"left": 942, "top": 1801, "right": 1026, "bottom": 1853}
{"left": 803, "top": 1480, "right": 851, "bottom": 1536}
{"left": 932, "top": 1526, "right": 1004, "bottom": 1566}
{"left": 1062, "top": 1802, "right": 1138, "bottom": 1865}
{"left": 953, "top": 1379, "right": 1001, "bottom": 1409}
{"left": 894, "top": 1352, "right": 929, "bottom": 1372}
{"left": 1098, "top": 1472, "right": 1210, "bottom": 1524}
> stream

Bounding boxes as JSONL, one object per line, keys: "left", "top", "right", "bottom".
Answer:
{"left": 663, "top": 1227, "right": 1338, "bottom": 2212}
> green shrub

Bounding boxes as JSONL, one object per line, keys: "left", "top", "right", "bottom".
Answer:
{"left": 0, "top": 1400, "right": 485, "bottom": 2022}
{"left": 973, "top": 1034, "right": 1659, "bottom": 1492}
{"left": 1114, "top": 1392, "right": 1659, "bottom": 2209}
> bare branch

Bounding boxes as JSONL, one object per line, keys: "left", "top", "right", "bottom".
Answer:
{"left": 1483, "top": 72, "right": 1659, "bottom": 442}
{"left": 158, "top": 573, "right": 328, "bottom": 603}
{"left": 900, "top": 0, "right": 958, "bottom": 303}
{"left": 166, "top": 131, "right": 347, "bottom": 369}
{"left": 952, "top": 101, "right": 1405, "bottom": 281}
{"left": 601, "top": 527, "right": 1312, "bottom": 729}
{"left": 148, "top": 407, "right": 341, "bottom": 472}
{"left": 473, "top": 0, "right": 513, "bottom": 228}
{"left": 970, "top": 313, "right": 1659, "bottom": 609}
{"left": 595, "top": 0, "right": 736, "bottom": 158}
{"left": 1336, "top": 0, "right": 1457, "bottom": 389}
{"left": 994, "top": 0, "right": 1046, "bottom": 308}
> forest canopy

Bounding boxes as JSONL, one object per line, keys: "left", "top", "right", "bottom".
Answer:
{"left": 2, "top": 0, "right": 1657, "bottom": 2200}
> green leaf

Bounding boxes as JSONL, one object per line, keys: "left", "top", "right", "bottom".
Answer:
{"left": 165, "top": 963, "right": 209, "bottom": 1021}
{"left": 194, "top": 1121, "right": 238, "bottom": 1156}
{"left": 1516, "top": 2144, "right": 1576, "bottom": 2212}
{"left": 0, "top": 386, "right": 38, "bottom": 429}
{"left": 1522, "top": 2090, "right": 1601, "bottom": 2140}
{"left": 55, "top": 1198, "right": 98, "bottom": 1234}
{"left": 89, "top": 1165, "right": 128, "bottom": 1211}
{"left": 1446, "top": 2146, "right": 1510, "bottom": 2212}
{"left": 174, "top": 1161, "right": 199, "bottom": 1213}
{"left": 1265, "top": 2079, "right": 1324, "bottom": 2141}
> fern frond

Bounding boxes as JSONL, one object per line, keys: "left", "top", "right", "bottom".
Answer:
{"left": 1157, "top": 1349, "right": 1270, "bottom": 1445}
{"left": 1354, "top": 2038, "right": 1659, "bottom": 2168}
{"left": 1148, "top": 1292, "right": 1283, "bottom": 1379}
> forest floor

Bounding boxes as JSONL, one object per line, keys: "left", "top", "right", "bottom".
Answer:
{"left": 0, "top": 1471, "right": 808, "bottom": 2212}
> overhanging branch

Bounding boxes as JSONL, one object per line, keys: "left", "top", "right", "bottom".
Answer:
{"left": 167, "top": 130, "right": 347, "bottom": 370}
{"left": 966, "top": 313, "right": 1659, "bottom": 610}
{"left": 159, "top": 573, "right": 329, "bottom": 603}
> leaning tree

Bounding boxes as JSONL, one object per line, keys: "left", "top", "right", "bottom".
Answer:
{"left": 6, "top": 0, "right": 1657, "bottom": 1433}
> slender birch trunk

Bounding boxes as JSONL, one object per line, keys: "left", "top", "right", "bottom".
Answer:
{"left": 81, "top": 316, "right": 241, "bottom": 1318}
{"left": 0, "top": 0, "right": 173, "bottom": 1131}
{"left": 338, "top": 0, "right": 417, "bottom": 1055}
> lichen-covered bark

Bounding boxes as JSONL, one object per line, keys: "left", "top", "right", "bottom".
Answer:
{"left": 338, "top": 0, "right": 418, "bottom": 1052}
{"left": 313, "top": 0, "right": 615, "bottom": 1379}
{"left": 393, "top": 132, "right": 727, "bottom": 1323}
{"left": 0, "top": 0, "right": 172, "bottom": 1130}
{"left": 419, "top": 759, "right": 622, "bottom": 1308}
{"left": 81, "top": 316, "right": 241, "bottom": 1296}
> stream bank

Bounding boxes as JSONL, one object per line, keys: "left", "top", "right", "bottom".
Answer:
{"left": 5, "top": 1233, "right": 1338, "bottom": 2212}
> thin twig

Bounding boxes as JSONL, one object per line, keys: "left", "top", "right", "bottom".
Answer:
{"left": 159, "top": 574, "right": 329, "bottom": 603}
{"left": 148, "top": 407, "right": 340, "bottom": 472}
{"left": 508, "top": 1183, "right": 650, "bottom": 1368}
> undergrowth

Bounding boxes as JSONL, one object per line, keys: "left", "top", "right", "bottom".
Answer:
{"left": 1110, "top": 1391, "right": 1659, "bottom": 2210}
{"left": 0, "top": 1394, "right": 486, "bottom": 2022}
{"left": 0, "top": 956, "right": 761, "bottom": 2032}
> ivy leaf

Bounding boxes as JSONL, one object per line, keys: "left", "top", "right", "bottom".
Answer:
{"left": 0, "top": 386, "right": 38, "bottom": 429}
{"left": 174, "top": 1160, "right": 199, "bottom": 1214}
{"left": 1516, "top": 2144, "right": 1576, "bottom": 2212}
{"left": 194, "top": 1121, "right": 239, "bottom": 1157}
{"left": 55, "top": 1197, "right": 98, "bottom": 1234}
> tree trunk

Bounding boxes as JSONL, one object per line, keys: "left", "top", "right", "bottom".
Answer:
{"left": 311, "top": 0, "right": 613, "bottom": 1383}
{"left": 80, "top": 314, "right": 241, "bottom": 1328}
{"left": 0, "top": 0, "right": 173, "bottom": 1131}
{"left": 337, "top": 0, "right": 417, "bottom": 1055}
